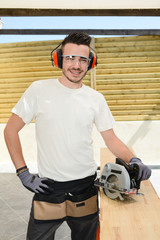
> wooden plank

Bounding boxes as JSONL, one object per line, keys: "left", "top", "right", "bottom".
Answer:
{"left": 96, "top": 62, "right": 160, "bottom": 69}
{"left": 115, "top": 115, "right": 160, "bottom": 121}
{"left": 111, "top": 109, "right": 160, "bottom": 115}
{"left": 107, "top": 99, "right": 160, "bottom": 105}
{"left": 95, "top": 35, "right": 160, "bottom": 43}
{"left": 0, "top": 66, "right": 57, "bottom": 74}
{"left": 100, "top": 148, "right": 160, "bottom": 240}
{"left": 96, "top": 78, "right": 160, "bottom": 85}
{"left": 100, "top": 89, "right": 160, "bottom": 95}
{"left": 110, "top": 105, "right": 160, "bottom": 111}
{"left": 0, "top": 40, "right": 61, "bottom": 48}
{"left": 97, "top": 56, "right": 160, "bottom": 64}
{"left": 0, "top": 50, "right": 52, "bottom": 58}
{"left": 96, "top": 45, "right": 160, "bottom": 53}
{"left": 0, "top": 61, "right": 50, "bottom": 69}
{"left": 96, "top": 83, "right": 160, "bottom": 90}
{"left": 0, "top": 56, "right": 49, "bottom": 64}
{"left": 95, "top": 39, "right": 160, "bottom": 47}
{"left": 104, "top": 94, "right": 160, "bottom": 100}
{"left": 96, "top": 51, "right": 160, "bottom": 58}
{"left": 0, "top": 45, "right": 56, "bottom": 54}
{"left": 93, "top": 67, "right": 160, "bottom": 74}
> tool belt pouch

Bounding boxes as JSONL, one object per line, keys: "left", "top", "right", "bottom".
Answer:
{"left": 67, "top": 187, "right": 98, "bottom": 218}
{"left": 33, "top": 187, "right": 98, "bottom": 222}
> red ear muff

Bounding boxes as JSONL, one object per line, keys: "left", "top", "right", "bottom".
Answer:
{"left": 53, "top": 51, "right": 59, "bottom": 68}
{"left": 51, "top": 43, "right": 63, "bottom": 69}
{"left": 88, "top": 52, "right": 97, "bottom": 71}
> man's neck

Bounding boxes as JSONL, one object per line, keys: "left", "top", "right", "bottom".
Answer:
{"left": 58, "top": 77, "right": 82, "bottom": 89}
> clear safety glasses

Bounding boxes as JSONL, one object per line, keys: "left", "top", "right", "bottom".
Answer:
{"left": 62, "top": 55, "right": 91, "bottom": 66}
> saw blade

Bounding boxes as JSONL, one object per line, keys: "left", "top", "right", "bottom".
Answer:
{"left": 107, "top": 174, "right": 119, "bottom": 191}
{"left": 103, "top": 174, "right": 123, "bottom": 200}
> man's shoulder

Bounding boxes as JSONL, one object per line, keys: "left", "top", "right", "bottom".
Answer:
{"left": 31, "top": 79, "right": 57, "bottom": 87}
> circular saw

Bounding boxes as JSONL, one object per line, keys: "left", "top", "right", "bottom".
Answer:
{"left": 95, "top": 158, "right": 143, "bottom": 200}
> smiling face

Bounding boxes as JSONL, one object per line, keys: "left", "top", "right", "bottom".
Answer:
{"left": 59, "top": 43, "right": 90, "bottom": 89}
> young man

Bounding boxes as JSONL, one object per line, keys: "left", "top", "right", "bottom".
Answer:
{"left": 4, "top": 32, "right": 151, "bottom": 240}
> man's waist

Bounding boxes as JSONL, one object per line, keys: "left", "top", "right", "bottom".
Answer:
{"left": 45, "top": 173, "right": 97, "bottom": 194}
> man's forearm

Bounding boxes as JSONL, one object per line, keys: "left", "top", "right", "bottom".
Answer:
{"left": 106, "top": 137, "right": 135, "bottom": 163}
{"left": 4, "top": 126, "right": 26, "bottom": 170}
{"left": 101, "top": 129, "right": 135, "bottom": 163}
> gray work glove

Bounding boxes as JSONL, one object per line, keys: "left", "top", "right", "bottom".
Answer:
{"left": 18, "top": 170, "right": 54, "bottom": 194}
{"left": 129, "top": 157, "right": 151, "bottom": 181}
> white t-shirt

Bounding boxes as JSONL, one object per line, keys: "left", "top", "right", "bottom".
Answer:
{"left": 12, "top": 79, "right": 115, "bottom": 181}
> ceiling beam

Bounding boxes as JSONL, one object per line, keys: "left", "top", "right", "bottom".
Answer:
{"left": 0, "top": 8, "right": 160, "bottom": 16}
{"left": 1, "top": 29, "right": 160, "bottom": 35}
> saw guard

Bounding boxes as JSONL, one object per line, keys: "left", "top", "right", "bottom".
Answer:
{"left": 100, "top": 163, "right": 131, "bottom": 200}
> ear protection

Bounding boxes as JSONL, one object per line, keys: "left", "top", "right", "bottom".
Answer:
{"left": 51, "top": 42, "right": 97, "bottom": 71}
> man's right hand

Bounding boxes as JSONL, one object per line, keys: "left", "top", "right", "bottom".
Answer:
{"left": 18, "top": 169, "right": 54, "bottom": 194}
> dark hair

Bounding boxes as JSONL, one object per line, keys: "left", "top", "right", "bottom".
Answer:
{"left": 61, "top": 32, "right": 92, "bottom": 50}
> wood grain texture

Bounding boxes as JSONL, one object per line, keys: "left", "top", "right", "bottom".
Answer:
{"left": 100, "top": 148, "right": 160, "bottom": 240}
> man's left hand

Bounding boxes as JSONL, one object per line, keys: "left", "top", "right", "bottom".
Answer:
{"left": 129, "top": 157, "right": 151, "bottom": 181}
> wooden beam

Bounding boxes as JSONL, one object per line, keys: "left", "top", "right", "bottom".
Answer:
{"left": 1, "top": 29, "right": 160, "bottom": 35}
{"left": 0, "top": 8, "right": 160, "bottom": 16}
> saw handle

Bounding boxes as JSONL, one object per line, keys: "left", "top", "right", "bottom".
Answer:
{"left": 116, "top": 158, "right": 130, "bottom": 170}
{"left": 116, "top": 158, "right": 141, "bottom": 190}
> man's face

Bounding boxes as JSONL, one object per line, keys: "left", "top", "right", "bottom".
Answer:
{"left": 62, "top": 43, "right": 90, "bottom": 84}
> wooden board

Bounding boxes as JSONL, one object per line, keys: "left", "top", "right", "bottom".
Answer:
{"left": 100, "top": 148, "right": 160, "bottom": 240}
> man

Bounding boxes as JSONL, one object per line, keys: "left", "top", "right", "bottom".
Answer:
{"left": 4, "top": 32, "right": 151, "bottom": 240}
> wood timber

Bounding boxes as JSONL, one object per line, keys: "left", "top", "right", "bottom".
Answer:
{"left": 100, "top": 148, "right": 160, "bottom": 240}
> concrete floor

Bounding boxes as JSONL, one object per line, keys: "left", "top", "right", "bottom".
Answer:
{"left": 0, "top": 173, "right": 71, "bottom": 240}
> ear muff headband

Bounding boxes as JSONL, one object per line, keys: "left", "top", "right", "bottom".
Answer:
{"left": 51, "top": 43, "right": 97, "bottom": 70}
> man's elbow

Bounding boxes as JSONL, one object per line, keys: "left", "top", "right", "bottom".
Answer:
{"left": 4, "top": 124, "right": 10, "bottom": 142}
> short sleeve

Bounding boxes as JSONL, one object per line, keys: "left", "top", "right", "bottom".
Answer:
{"left": 12, "top": 82, "right": 37, "bottom": 124}
{"left": 94, "top": 94, "right": 115, "bottom": 132}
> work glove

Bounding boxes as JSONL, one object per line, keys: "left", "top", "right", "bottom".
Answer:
{"left": 129, "top": 157, "right": 151, "bottom": 181}
{"left": 18, "top": 169, "right": 54, "bottom": 194}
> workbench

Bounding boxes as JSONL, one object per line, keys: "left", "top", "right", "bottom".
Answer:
{"left": 100, "top": 148, "right": 160, "bottom": 240}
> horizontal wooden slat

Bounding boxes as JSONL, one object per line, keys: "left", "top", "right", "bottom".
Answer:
{"left": 97, "top": 56, "right": 160, "bottom": 64}
{"left": 95, "top": 35, "right": 160, "bottom": 43}
{"left": 96, "top": 83, "right": 160, "bottom": 90}
{"left": 96, "top": 67, "right": 160, "bottom": 74}
{"left": 104, "top": 94, "right": 160, "bottom": 100}
{"left": 97, "top": 62, "right": 160, "bottom": 69}
{"left": 107, "top": 99, "right": 160, "bottom": 105}
{"left": 0, "top": 40, "right": 61, "bottom": 49}
{"left": 96, "top": 72, "right": 160, "bottom": 79}
{"left": 100, "top": 89, "right": 160, "bottom": 95}
{"left": 111, "top": 109, "right": 160, "bottom": 116}
{"left": 96, "top": 46, "right": 160, "bottom": 53}
{"left": 97, "top": 51, "right": 160, "bottom": 58}
{"left": 95, "top": 40, "right": 160, "bottom": 48}
{"left": 0, "top": 56, "right": 49, "bottom": 64}
{"left": 115, "top": 115, "right": 160, "bottom": 121}
{"left": 110, "top": 105, "right": 160, "bottom": 111}
{"left": 96, "top": 78, "right": 160, "bottom": 85}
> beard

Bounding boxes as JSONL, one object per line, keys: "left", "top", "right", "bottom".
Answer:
{"left": 62, "top": 67, "right": 88, "bottom": 84}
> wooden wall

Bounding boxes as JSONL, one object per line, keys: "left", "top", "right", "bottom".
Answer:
{"left": 0, "top": 35, "right": 160, "bottom": 123}
{"left": 95, "top": 35, "right": 160, "bottom": 121}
